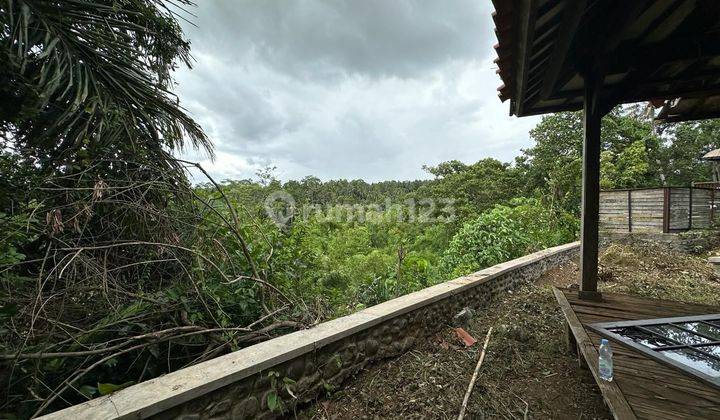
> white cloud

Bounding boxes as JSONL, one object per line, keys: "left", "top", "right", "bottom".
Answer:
{"left": 173, "top": 0, "right": 540, "bottom": 183}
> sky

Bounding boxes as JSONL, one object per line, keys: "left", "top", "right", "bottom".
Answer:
{"left": 173, "top": 0, "right": 540, "bottom": 183}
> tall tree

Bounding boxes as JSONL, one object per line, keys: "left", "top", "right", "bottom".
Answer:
{"left": 659, "top": 120, "right": 720, "bottom": 185}
{"left": 519, "top": 108, "right": 664, "bottom": 211}
{"left": 416, "top": 158, "right": 523, "bottom": 222}
{"left": 0, "top": 3, "right": 277, "bottom": 417}
{"left": 0, "top": 0, "right": 209, "bottom": 177}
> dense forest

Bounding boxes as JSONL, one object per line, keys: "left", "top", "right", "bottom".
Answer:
{"left": 1, "top": 1, "right": 720, "bottom": 417}
{"left": 196, "top": 107, "right": 720, "bottom": 319}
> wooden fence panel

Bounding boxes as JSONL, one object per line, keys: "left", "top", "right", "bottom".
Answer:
{"left": 599, "top": 187, "right": 716, "bottom": 234}
{"left": 629, "top": 189, "right": 664, "bottom": 233}
{"left": 668, "top": 187, "right": 690, "bottom": 230}
{"left": 599, "top": 191, "right": 629, "bottom": 232}
{"left": 692, "top": 188, "right": 713, "bottom": 228}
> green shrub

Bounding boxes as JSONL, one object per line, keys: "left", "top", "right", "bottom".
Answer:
{"left": 439, "top": 199, "right": 577, "bottom": 278}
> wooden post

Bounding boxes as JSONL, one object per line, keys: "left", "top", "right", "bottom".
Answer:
{"left": 627, "top": 189, "right": 632, "bottom": 232}
{"left": 689, "top": 187, "right": 693, "bottom": 230}
{"left": 579, "top": 68, "right": 603, "bottom": 301}
{"left": 663, "top": 187, "right": 670, "bottom": 233}
{"left": 711, "top": 188, "right": 715, "bottom": 226}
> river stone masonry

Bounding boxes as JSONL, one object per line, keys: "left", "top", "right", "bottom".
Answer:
{"left": 40, "top": 242, "right": 580, "bottom": 420}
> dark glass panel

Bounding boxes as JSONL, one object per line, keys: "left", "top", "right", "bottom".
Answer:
{"left": 645, "top": 324, "right": 710, "bottom": 345}
{"left": 677, "top": 322, "right": 720, "bottom": 340}
{"left": 697, "top": 345, "right": 720, "bottom": 358}
{"left": 708, "top": 319, "right": 720, "bottom": 329}
{"left": 611, "top": 326, "right": 675, "bottom": 349}
{"left": 659, "top": 347, "right": 720, "bottom": 377}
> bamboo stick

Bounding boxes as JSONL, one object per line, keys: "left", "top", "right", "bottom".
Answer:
{"left": 457, "top": 327, "right": 493, "bottom": 420}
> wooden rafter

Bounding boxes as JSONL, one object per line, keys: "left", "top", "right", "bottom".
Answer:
{"left": 539, "top": 0, "right": 586, "bottom": 100}
{"left": 512, "top": 0, "right": 538, "bottom": 116}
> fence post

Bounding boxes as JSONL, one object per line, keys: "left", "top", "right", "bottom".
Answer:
{"left": 663, "top": 187, "right": 670, "bottom": 233}
{"left": 627, "top": 189, "right": 632, "bottom": 232}
{"left": 712, "top": 188, "right": 716, "bottom": 226}
{"left": 689, "top": 187, "right": 693, "bottom": 230}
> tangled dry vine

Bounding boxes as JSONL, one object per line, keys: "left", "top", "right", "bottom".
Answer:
{"left": 0, "top": 159, "right": 306, "bottom": 418}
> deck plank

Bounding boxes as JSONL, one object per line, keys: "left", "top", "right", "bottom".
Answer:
{"left": 555, "top": 288, "right": 720, "bottom": 420}
{"left": 552, "top": 288, "right": 637, "bottom": 420}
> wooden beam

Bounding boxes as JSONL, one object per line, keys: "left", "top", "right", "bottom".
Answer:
{"left": 535, "top": 0, "right": 565, "bottom": 29}
{"left": 659, "top": 109, "right": 720, "bottom": 123}
{"left": 609, "top": 34, "right": 720, "bottom": 74}
{"left": 602, "top": 1, "right": 663, "bottom": 53}
{"left": 577, "top": 28, "right": 720, "bottom": 107}
{"left": 579, "top": 67, "right": 604, "bottom": 300}
{"left": 711, "top": 189, "right": 715, "bottom": 225}
{"left": 620, "top": 0, "right": 681, "bottom": 41}
{"left": 642, "top": 0, "right": 696, "bottom": 44}
{"left": 552, "top": 72, "right": 720, "bottom": 103}
{"left": 548, "top": 30, "right": 720, "bottom": 106}
{"left": 516, "top": 82, "right": 720, "bottom": 118}
{"left": 539, "top": 0, "right": 587, "bottom": 100}
{"left": 552, "top": 288, "right": 637, "bottom": 420}
{"left": 630, "top": 71, "right": 720, "bottom": 92}
{"left": 569, "top": 0, "right": 650, "bottom": 113}
{"left": 658, "top": 94, "right": 711, "bottom": 121}
{"left": 689, "top": 186, "right": 693, "bottom": 229}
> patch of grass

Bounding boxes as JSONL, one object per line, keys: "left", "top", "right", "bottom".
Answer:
{"left": 598, "top": 243, "right": 720, "bottom": 306}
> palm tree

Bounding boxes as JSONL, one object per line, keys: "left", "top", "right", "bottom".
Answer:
{"left": 0, "top": 3, "right": 227, "bottom": 416}
{"left": 0, "top": 0, "right": 211, "bottom": 173}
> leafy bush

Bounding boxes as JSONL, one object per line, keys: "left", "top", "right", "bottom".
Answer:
{"left": 440, "top": 206, "right": 529, "bottom": 278}
{"left": 439, "top": 199, "right": 577, "bottom": 278}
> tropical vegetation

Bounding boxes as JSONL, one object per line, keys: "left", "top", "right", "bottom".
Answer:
{"left": 1, "top": 1, "right": 720, "bottom": 417}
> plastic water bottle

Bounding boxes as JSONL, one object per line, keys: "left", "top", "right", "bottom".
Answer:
{"left": 599, "top": 338, "right": 613, "bottom": 381}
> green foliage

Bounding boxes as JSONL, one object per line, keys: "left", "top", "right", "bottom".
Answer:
{"left": 0, "top": 2, "right": 247, "bottom": 417}
{"left": 97, "top": 382, "right": 134, "bottom": 396}
{"left": 601, "top": 139, "right": 652, "bottom": 189}
{"left": 1, "top": 0, "right": 209, "bottom": 174}
{"left": 504, "top": 198, "right": 578, "bottom": 249}
{"left": 416, "top": 158, "right": 523, "bottom": 222}
{"left": 660, "top": 120, "right": 720, "bottom": 185}
{"left": 3, "top": 21, "right": 718, "bottom": 416}
{"left": 439, "top": 199, "right": 576, "bottom": 278}
{"left": 441, "top": 206, "right": 527, "bottom": 277}
{"left": 0, "top": 211, "right": 37, "bottom": 266}
{"left": 520, "top": 107, "right": 666, "bottom": 211}
{"left": 265, "top": 370, "right": 297, "bottom": 413}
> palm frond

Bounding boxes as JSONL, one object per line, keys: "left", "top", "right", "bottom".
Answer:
{"left": 1, "top": 0, "right": 211, "bottom": 171}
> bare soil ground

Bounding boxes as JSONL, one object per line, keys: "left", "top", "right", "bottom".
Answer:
{"left": 296, "top": 244, "right": 720, "bottom": 419}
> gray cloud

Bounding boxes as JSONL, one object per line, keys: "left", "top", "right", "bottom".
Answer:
{"left": 174, "top": 0, "right": 540, "bottom": 182}
{"left": 186, "top": 0, "right": 489, "bottom": 79}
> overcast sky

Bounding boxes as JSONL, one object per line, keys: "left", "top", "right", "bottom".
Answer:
{"left": 174, "top": 0, "right": 540, "bottom": 183}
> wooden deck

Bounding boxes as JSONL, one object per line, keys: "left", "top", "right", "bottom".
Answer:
{"left": 554, "top": 288, "right": 720, "bottom": 420}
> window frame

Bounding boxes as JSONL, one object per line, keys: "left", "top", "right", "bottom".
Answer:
{"left": 588, "top": 313, "right": 720, "bottom": 389}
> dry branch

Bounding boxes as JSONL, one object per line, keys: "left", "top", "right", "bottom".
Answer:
{"left": 0, "top": 154, "right": 309, "bottom": 418}
{"left": 3, "top": 321, "right": 304, "bottom": 362}
{"left": 458, "top": 327, "right": 493, "bottom": 420}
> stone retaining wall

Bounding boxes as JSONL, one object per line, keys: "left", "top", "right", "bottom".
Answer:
{"left": 41, "top": 242, "right": 580, "bottom": 420}
{"left": 600, "top": 231, "right": 720, "bottom": 254}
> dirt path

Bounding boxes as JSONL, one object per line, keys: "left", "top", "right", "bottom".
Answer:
{"left": 297, "top": 244, "right": 720, "bottom": 419}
